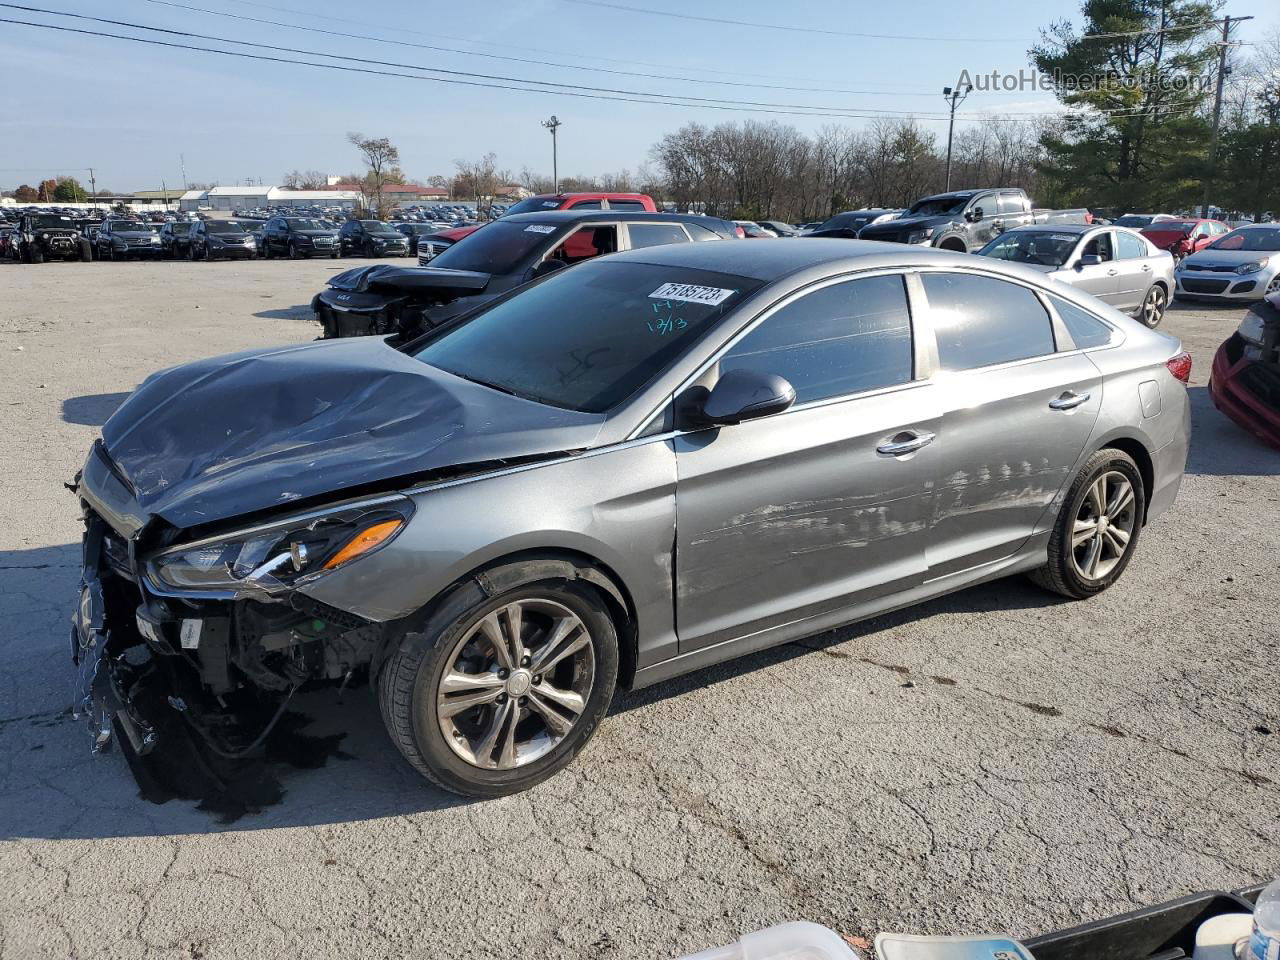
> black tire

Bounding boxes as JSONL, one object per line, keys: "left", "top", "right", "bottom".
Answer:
{"left": 378, "top": 574, "right": 620, "bottom": 797}
{"left": 263, "top": 240, "right": 272, "bottom": 260}
{"left": 79, "top": 239, "right": 93, "bottom": 262}
{"left": 330, "top": 251, "right": 339, "bottom": 259}
{"left": 187, "top": 242, "right": 197, "bottom": 261}
{"left": 364, "top": 240, "right": 375, "bottom": 258}
{"left": 289, "top": 241, "right": 300, "bottom": 260}
{"left": 30, "top": 246, "right": 44, "bottom": 264}
{"left": 1028, "top": 447, "right": 1145, "bottom": 599}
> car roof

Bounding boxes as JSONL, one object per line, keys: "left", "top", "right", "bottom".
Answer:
{"left": 501, "top": 210, "right": 696, "bottom": 223}
{"left": 998, "top": 223, "right": 1097, "bottom": 235}
{"left": 602, "top": 236, "right": 982, "bottom": 281}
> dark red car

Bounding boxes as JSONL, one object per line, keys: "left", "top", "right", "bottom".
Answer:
{"left": 1141, "top": 218, "right": 1230, "bottom": 262}
{"left": 1209, "top": 291, "right": 1280, "bottom": 449}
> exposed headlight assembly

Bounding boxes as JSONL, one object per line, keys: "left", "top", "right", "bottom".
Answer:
{"left": 146, "top": 495, "right": 414, "bottom": 596}
{"left": 907, "top": 228, "right": 934, "bottom": 245}
{"left": 1236, "top": 259, "right": 1268, "bottom": 275}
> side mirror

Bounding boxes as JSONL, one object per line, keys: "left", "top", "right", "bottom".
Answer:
{"left": 967, "top": 207, "right": 984, "bottom": 222}
{"left": 1079, "top": 254, "right": 1102, "bottom": 268}
{"left": 532, "top": 258, "right": 567, "bottom": 279}
{"left": 699, "top": 369, "right": 796, "bottom": 426}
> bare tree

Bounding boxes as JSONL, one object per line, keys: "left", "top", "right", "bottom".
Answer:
{"left": 347, "top": 132, "right": 400, "bottom": 217}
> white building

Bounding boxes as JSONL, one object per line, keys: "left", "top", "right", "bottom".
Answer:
{"left": 178, "top": 186, "right": 360, "bottom": 212}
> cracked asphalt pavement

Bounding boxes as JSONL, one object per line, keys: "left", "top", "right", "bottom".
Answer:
{"left": 1, "top": 258, "right": 1277, "bottom": 959}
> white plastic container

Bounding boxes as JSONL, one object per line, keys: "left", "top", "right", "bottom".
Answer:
{"left": 676, "top": 922, "right": 864, "bottom": 960}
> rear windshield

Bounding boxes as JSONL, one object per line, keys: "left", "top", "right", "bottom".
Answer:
{"left": 413, "top": 261, "right": 762, "bottom": 412}
{"left": 503, "top": 197, "right": 566, "bottom": 216}
{"left": 427, "top": 220, "right": 559, "bottom": 274}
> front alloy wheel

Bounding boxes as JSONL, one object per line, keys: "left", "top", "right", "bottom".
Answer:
{"left": 437, "top": 599, "right": 595, "bottom": 770}
{"left": 378, "top": 577, "right": 619, "bottom": 796}
{"left": 1140, "top": 284, "right": 1167, "bottom": 328}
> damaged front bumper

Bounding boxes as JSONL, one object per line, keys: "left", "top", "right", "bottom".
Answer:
{"left": 1209, "top": 302, "right": 1280, "bottom": 450}
{"left": 71, "top": 452, "right": 400, "bottom": 758}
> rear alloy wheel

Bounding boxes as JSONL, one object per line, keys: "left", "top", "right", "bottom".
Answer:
{"left": 1140, "top": 284, "right": 1167, "bottom": 328}
{"left": 289, "top": 241, "right": 301, "bottom": 260}
{"left": 379, "top": 579, "right": 619, "bottom": 796}
{"left": 1030, "top": 448, "right": 1144, "bottom": 599}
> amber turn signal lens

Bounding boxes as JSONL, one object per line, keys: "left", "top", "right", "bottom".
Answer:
{"left": 323, "top": 519, "right": 404, "bottom": 570}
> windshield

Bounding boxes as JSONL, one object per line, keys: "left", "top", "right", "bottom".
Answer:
{"left": 503, "top": 196, "right": 566, "bottom": 216}
{"left": 1209, "top": 227, "right": 1280, "bottom": 252}
{"left": 978, "top": 231, "right": 1080, "bottom": 267}
{"left": 908, "top": 195, "right": 971, "bottom": 216}
{"left": 413, "top": 261, "right": 762, "bottom": 412}
{"left": 206, "top": 221, "right": 248, "bottom": 234}
{"left": 30, "top": 215, "right": 74, "bottom": 229}
{"left": 113, "top": 221, "right": 157, "bottom": 233}
{"left": 169, "top": 222, "right": 192, "bottom": 235}
{"left": 360, "top": 220, "right": 397, "bottom": 234}
{"left": 427, "top": 220, "right": 559, "bottom": 274}
{"left": 1114, "top": 215, "right": 1155, "bottom": 227}
{"left": 287, "top": 218, "right": 326, "bottom": 230}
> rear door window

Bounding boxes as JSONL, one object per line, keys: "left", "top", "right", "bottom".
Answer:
{"left": 998, "top": 194, "right": 1025, "bottom": 215}
{"left": 607, "top": 200, "right": 647, "bottom": 212}
{"left": 720, "top": 274, "right": 914, "bottom": 404}
{"left": 568, "top": 200, "right": 601, "bottom": 210}
{"left": 627, "top": 223, "right": 690, "bottom": 249}
{"left": 921, "top": 272, "right": 1056, "bottom": 371}
{"left": 1116, "top": 230, "right": 1147, "bottom": 259}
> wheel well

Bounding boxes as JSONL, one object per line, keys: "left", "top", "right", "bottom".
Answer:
{"left": 939, "top": 238, "right": 967, "bottom": 253}
{"left": 1152, "top": 280, "right": 1169, "bottom": 296}
{"left": 382, "top": 548, "right": 640, "bottom": 691}
{"left": 1101, "top": 438, "right": 1154, "bottom": 523}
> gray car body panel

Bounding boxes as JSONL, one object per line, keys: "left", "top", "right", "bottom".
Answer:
{"left": 85, "top": 239, "right": 1189, "bottom": 692}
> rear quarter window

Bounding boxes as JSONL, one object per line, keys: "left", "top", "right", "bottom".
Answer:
{"left": 1050, "top": 296, "right": 1114, "bottom": 349}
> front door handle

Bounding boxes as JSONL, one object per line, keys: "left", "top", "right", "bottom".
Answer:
{"left": 1141, "top": 263, "right": 1152, "bottom": 272}
{"left": 877, "top": 430, "right": 936, "bottom": 456}
{"left": 1106, "top": 268, "right": 1119, "bottom": 276}
{"left": 1049, "top": 390, "right": 1091, "bottom": 410}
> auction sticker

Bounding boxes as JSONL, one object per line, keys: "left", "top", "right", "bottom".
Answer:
{"left": 649, "top": 282, "right": 735, "bottom": 306}
{"left": 524, "top": 224, "right": 557, "bottom": 234}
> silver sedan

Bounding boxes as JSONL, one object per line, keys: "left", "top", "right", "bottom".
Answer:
{"left": 74, "top": 240, "right": 1193, "bottom": 796}
{"left": 977, "top": 224, "right": 1175, "bottom": 328}
{"left": 1174, "top": 223, "right": 1280, "bottom": 302}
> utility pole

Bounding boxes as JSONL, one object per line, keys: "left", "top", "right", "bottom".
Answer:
{"left": 180, "top": 153, "right": 188, "bottom": 191}
{"left": 942, "top": 83, "right": 973, "bottom": 192}
{"left": 88, "top": 167, "right": 97, "bottom": 210}
{"left": 1201, "top": 15, "right": 1253, "bottom": 218}
{"left": 541, "top": 115, "right": 562, "bottom": 193}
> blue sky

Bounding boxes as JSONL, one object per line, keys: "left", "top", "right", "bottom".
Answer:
{"left": 2, "top": 0, "right": 1277, "bottom": 191}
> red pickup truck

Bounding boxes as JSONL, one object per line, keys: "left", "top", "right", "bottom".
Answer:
{"left": 434, "top": 193, "right": 658, "bottom": 246}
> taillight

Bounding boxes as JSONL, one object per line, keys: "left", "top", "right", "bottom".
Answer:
{"left": 1166, "top": 351, "right": 1192, "bottom": 383}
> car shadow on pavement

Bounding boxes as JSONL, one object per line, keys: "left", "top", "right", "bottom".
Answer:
{"left": 61, "top": 392, "right": 131, "bottom": 427}
{"left": 1185, "top": 385, "right": 1280, "bottom": 477}
{"left": 0, "top": 541, "right": 474, "bottom": 841}
{"left": 612, "top": 573, "right": 1066, "bottom": 716}
{"left": 254, "top": 305, "right": 314, "bottom": 321}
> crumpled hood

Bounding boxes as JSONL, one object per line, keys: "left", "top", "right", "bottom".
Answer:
{"left": 101, "top": 338, "right": 604, "bottom": 529}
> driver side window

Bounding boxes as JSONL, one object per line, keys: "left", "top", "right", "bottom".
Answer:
{"left": 719, "top": 274, "right": 914, "bottom": 405}
{"left": 549, "top": 225, "right": 618, "bottom": 265}
{"left": 1082, "top": 232, "right": 1114, "bottom": 261}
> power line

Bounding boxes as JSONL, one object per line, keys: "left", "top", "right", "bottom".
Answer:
{"left": 561, "top": 0, "right": 1022, "bottom": 42}
{"left": 135, "top": 0, "right": 998, "bottom": 98}
{"left": 0, "top": 13, "right": 1203, "bottom": 125}
{"left": 6, "top": 5, "right": 1202, "bottom": 123}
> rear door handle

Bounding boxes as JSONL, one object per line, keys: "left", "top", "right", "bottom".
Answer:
{"left": 1049, "top": 391, "right": 1091, "bottom": 410}
{"left": 877, "top": 430, "right": 936, "bottom": 456}
{"left": 1142, "top": 263, "right": 1152, "bottom": 271}
{"left": 1106, "top": 268, "right": 1119, "bottom": 276}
